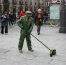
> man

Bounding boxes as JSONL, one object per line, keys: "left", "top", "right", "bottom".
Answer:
{"left": 34, "top": 9, "right": 43, "bottom": 35}
{"left": 19, "top": 9, "right": 26, "bottom": 18}
{"left": 1, "top": 11, "right": 8, "bottom": 34}
{"left": 17, "top": 11, "right": 34, "bottom": 53}
{"left": 9, "top": 12, "right": 13, "bottom": 26}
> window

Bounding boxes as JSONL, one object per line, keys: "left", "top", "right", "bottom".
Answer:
{"left": 30, "top": 2, "right": 32, "bottom": 5}
{"left": 25, "top": 1, "right": 27, "bottom": 5}
{"left": 12, "top": 0, "right": 17, "bottom": 5}
{"left": 30, "top": 7, "right": 32, "bottom": 11}
{"left": 35, "top": 3, "right": 36, "bottom": 5}
{"left": 19, "top": 0, "right": 23, "bottom": 5}
{"left": 3, "top": 0, "right": 9, "bottom": 3}
{"left": 25, "top": 6, "right": 28, "bottom": 11}
{"left": 42, "top": 3, "right": 43, "bottom": 5}
{"left": 25, "top": 0, "right": 28, "bottom": 5}
{"left": 38, "top": 3, "right": 40, "bottom": 5}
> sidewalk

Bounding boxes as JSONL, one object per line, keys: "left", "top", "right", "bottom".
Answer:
{"left": 0, "top": 25, "right": 66, "bottom": 65}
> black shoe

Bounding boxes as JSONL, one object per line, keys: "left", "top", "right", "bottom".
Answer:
{"left": 18, "top": 47, "right": 23, "bottom": 53}
{"left": 28, "top": 49, "right": 34, "bottom": 52}
{"left": 1, "top": 33, "right": 4, "bottom": 34}
{"left": 19, "top": 50, "right": 23, "bottom": 53}
{"left": 1, "top": 32, "right": 4, "bottom": 34}
{"left": 38, "top": 32, "right": 40, "bottom": 35}
{"left": 5, "top": 33, "right": 8, "bottom": 35}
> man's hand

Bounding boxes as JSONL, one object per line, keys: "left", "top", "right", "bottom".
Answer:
{"left": 26, "top": 30, "right": 31, "bottom": 34}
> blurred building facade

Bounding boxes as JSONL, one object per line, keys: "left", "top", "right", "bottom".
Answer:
{"left": 0, "top": 0, "right": 52, "bottom": 12}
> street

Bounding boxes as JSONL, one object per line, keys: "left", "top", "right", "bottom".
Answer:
{"left": 0, "top": 24, "right": 66, "bottom": 65}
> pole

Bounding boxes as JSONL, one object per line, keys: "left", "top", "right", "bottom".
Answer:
{"left": 59, "top": 0, "right": 66, "bottom": 33}
{"left": 60, "top": 0, "right": 62, "bottom": 13}
{"left": 31, "top": 34, "right": 51, "bottom": 51}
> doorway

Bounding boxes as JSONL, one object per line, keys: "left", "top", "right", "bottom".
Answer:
{"left": 3, "top": 0, "right": 9, "bottom": 12}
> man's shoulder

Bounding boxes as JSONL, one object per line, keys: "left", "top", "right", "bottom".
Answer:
{"left": 20, "top": 15, "right": 26, "bottom": 19}
{"left": 21, "top": 15, "right": 26, "bottom": 18}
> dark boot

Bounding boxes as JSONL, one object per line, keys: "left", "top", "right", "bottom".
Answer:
{"left": 28, "top": 48, "right": 34, "bottom": 52}
{"left": 1, "top": 26, "right": 4, "bottom": 34}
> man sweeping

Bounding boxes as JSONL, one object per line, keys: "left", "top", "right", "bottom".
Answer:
{"left": 17, "top": 11, "right": 34, "bottom": 53}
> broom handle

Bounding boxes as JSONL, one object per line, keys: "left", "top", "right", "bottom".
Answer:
{"left": 31, "top": 34, "right": 51, "bottom": 51}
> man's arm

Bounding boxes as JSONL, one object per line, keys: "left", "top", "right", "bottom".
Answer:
{"left": 28, "top": 18, "right": 33, "bottom": 33}
{"left": 17, "top": 16, "right": 23, "bottom": 28}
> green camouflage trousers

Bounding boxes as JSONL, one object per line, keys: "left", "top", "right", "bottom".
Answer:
{"left": 18, "top": 32, "right": 32, "bottom": 50}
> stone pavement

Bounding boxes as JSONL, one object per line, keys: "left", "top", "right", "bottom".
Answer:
{"left": 0, "top": 24, "right": 66, "bottom": 65}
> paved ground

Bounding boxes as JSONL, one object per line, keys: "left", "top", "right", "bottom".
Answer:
{"left": 0, "top": 24, "right": 66, "bottom": 65}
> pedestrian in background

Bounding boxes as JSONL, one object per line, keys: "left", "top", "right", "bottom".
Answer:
{"left": 19, "top": 9, "right": 26, "bottom": 18}
{"left": 17, "top": 11, "right": 34, "bottom": 53}
{"left": 13, "top": 12, "right": 16, "bottom": 24}
{"left": 0, "top": 12, "right": 2, "bottom": 27}
{"left": 43, "top": 10, "right": 48, "bottom": 24}
{"left": 34, "top": 9, "right": 43, "bottom": 35}
{"left": 1, "top": 11, "right": 8, "bottom": 34}
{"left": 9, "top": 12, "right": 13, "bottom": 26}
